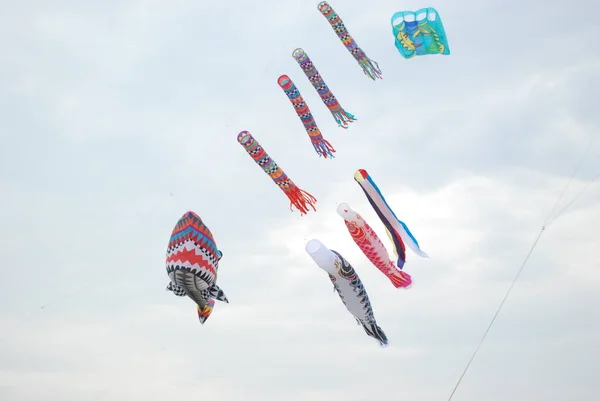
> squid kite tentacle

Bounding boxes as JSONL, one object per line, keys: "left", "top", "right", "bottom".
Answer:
{"left": 292, "top": 48, "right": 356, "bottom": 129}
{"left": 237, "top": 130, "right": 317, "bottom": 215}
{"left": 317, "top": 1, "right": 382, "bottom": 81}
{"left": 277, "top": 75, "right": 336, "bottom": 159}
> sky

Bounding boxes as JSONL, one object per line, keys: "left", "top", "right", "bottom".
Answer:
{"left": 1, "top": 0, "right": 599, "bottom": 400}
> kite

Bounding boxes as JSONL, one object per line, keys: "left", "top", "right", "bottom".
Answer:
{"left": 317, "top": 1, "right": 382, "bottom": 80}
{"left": 391, "top": 8, "right": 450, "bottom": 59}
{"left": 166, "top": 211, "right": 229, "bottom": 324}
{"left": 292, "top": 48, "right": 356, "bottom": 129}
{"left": 305, "top": 238, "right": 388, "bottom": 347}
{"left": 197, "top": 299, "right": 215, "bottom": 322}
{"left": 336, "top": 203, "right": 412, "bottom": 289}
{"left": 277, "top": 74, "right": 336, "bottom": 159}
{"left": 237, "top": 130, "right": 317, "bottom": 215}
{"left": 354, "top": 169, "right": 429, "bottom": 259}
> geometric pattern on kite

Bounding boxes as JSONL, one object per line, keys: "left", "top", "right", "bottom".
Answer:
{"left": 165, "top": 211, "right": 228, "bottom": 324}
{"left": 237, "top": 130, "right": 317, "bottom": 215}
{"left": 292, "top": 48, "right": 356, "bottom": 129}
{"left": 277, "top": 74, "right": 336, "bottom": 159}
{"left": 318, "top": 1, "right": 382, "bottom": 80}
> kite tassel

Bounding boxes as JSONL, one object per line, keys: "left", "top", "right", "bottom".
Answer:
{"left": 286, "top": 188, "right": 318, "bottom": 215}
{"left": 313, "top": 139, "right": 336, "bottom": 159}
{"left": 332, "top": 110, "right": 357, "bottom": 129}
{"left": 359, "top": 58, "right": 383, "bottom": 81}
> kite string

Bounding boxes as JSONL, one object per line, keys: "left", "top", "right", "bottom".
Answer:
{"left": 545, "top": 172, "right": 600, "bottom": 228}
{"left": 40, "top": 284, "right": 92, "bottom": 309}
{"left": 445, "top": 226, "right": 545, "bottom": 401}
{"left": 543, "top": 135, "right": 596, "bottom": 226}
{"left": 26, "top": 193, "right": 180, "bottom": 314}
{"left": 446, "top": 135, "right": 597, "bottom": 401}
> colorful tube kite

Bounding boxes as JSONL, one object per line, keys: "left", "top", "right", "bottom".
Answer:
{"left": 237, "top": 130, "right": 317, "bottom": 215}
{"left": 317, "top": 1, "right": 382, "bottom": 81}
{"left": 336, "top": 203, "right": 412, "bottom": 289}
{"left": 354, "top": 169, "right": 429, "bottom": 259}
{"left": 166, "top": 211, "right": 229, "bottom": 324}
{"left": 292, "top": 48, "right": 356, "bottom": 129}
{"left": 391, "top": 8, "right": 450, "bottom": 59}
{"left": 305, "top": 238, "right": 388, "bottom": 347}
{"left": 277, "top": 74, "right": 336, "bottom": 159}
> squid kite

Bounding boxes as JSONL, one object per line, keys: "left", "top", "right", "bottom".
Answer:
{"left": 277, "top": 74, "right": 335, "bottom": 159}
{"left": 237, "top": 130, "right": 317, "bottom": 215}
{"left": 317, "top": 1, "right": 382, "bottom": 80}
{"left": 391, "top": 8, "right": 450, "bottom": 59}
{"left": 354, "top": 169, "right": 428, "bottom": 259}
{"left": 305, "top": 238, "right": 388, "bottom": 347}
{"left": 292, "top": 48, "right": 356, "bottom": 129}
{"left": 337, "top": 203, "right": 412, "bottom": 289}
{"left": 166, "top": 211, "right": 229, "bottom": 324}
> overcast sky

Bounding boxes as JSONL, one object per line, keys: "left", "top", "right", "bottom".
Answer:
{"left": 1, "top": 0, "right": 599, "bottom": 400}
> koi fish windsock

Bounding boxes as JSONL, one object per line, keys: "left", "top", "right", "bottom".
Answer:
{"left": 336, "top": 203, "right": 412, "bottom": 289}
{"left": 354, "top": 169, "right": 428, "bottom": 259}
{"left": 305, "top": 238, "right": 388, "bottom": 347}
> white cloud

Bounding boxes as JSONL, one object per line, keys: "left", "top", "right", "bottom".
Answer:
{"left": 1, "top": 0, "right": 599, "bottom": 400}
